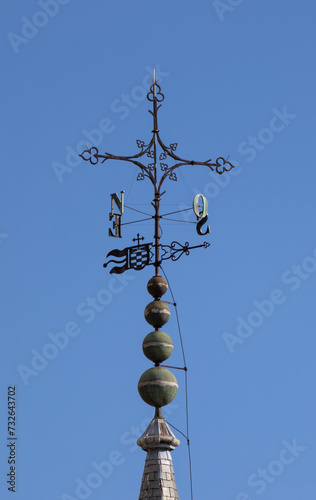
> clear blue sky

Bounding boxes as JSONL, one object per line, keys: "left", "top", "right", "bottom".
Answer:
{"left": 1, "top": 1, "right": 316, "bottom": 499}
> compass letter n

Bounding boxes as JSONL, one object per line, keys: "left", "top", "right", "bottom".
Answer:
{"left": 109, "top": 191, "right": 125, "bottom": 238}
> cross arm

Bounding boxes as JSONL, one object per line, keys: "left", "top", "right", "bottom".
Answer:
{"left": 79, "top": 139, "right": 156, "bottom": 185}
{"left": 158, "top": 156, "right": 234, "bottom": 191}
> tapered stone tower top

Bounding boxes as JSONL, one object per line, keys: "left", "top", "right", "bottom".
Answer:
{"left": 138, "top": 408, "right": 180, "bottom": 500}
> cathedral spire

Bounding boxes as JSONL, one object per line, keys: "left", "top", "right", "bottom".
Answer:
{"left": 79, "top": 69, "right": 235, "bottom": 499}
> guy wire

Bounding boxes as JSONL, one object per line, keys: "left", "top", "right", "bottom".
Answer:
{"left": 161, "top": 266, "right": 194, "bottom": 500}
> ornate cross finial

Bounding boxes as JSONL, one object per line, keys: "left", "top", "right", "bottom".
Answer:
{"left": 133, "top": 233, "right": 145, "bottom": 246}
{"left": 80, "top": 73, "right": 234, "bottom": 276}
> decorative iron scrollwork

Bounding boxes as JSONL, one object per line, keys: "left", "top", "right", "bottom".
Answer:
{"left": 137, "top": 172, "right": 145, "bottom": 181}
{"left": 160, "top": 241, "right": 210, "bottom": 262}
{"left": 136, "top": 140, "right": 145, "bottom": 149}
{"left": 215, "top": 157, "right": 235, "bottom": 175}
{"left": 147, "top": 82, "right": 164, "bottom": 103}
{"left": 80, "top": 147, "right": 100, "bottom": 165}
{"left": 169, "top": 172, "right": 177, "bottom": 181}
{"left": 80, "top": 74, "right": 235, "bottom": 191}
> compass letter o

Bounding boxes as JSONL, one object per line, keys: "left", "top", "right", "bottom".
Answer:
{"left": 193, "top": 194, "right": 211, "bottom": 236}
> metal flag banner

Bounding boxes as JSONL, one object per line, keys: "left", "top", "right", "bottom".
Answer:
{"left": 103, "top": 243, "right": 152, "bottom": 274}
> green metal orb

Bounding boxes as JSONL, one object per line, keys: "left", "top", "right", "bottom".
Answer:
{"left": 144, "top": 300, "right": 170, "bottom": 328}
{"left": 138, "top": 367, "right": 178, "bottom": 407}
{"left": 147, "top": 276, "right": 168, "bottom": 298}
{"left": 142, "top": 331, "right": 173, "bottom": 363}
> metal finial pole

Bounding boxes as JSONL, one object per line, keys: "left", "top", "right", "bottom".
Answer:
{"left": 152, "top": 71, "right": 160, "bottom": 276}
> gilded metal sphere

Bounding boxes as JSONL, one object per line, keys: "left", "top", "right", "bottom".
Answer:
{"left": 144, "top": 300, "right": 170, "bottom": 328}
{"left": 138, "top": 367, "right": 178, "bottom": 407}
{"left": 142, "top": 331, "right": 173, "bottom": 363}
{"left": 147, "top": 276, "right": 168, "bottom": 298}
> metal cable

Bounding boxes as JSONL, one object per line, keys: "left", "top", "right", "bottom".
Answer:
{"left": 125, "top": 166, "right": 137, "bottom": 202}
{"left": 160, "top": 217, "right": 195, "bottom": 224}
{"left": 121, "top": 217, "right": 152, "bottom": 226}
{"left": 160, "top": 266, "right": 194, "bottom": 500}
{"left": 125, "top": 204, "right": 153, "bottom": 217}
{"left": 125, "top": 204, "right": 192, "bottom": 219}
{"left": 160, "top": 207, "right": 192, "bottom": 217}
{"left": 123, "top": 207, "right": 194, "bottom": 229}
{"left": 165, "top": 420, "right": 188, "bottom": 441}
{"left": 178, "top": 168, "right": 195, "bottom": 203}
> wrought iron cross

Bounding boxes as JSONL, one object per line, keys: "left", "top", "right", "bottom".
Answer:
{"left": 80, "top": 70, "right": 235, "bottom": 275}
{"left": 133, "top": 234, "right": 145, "bottom": 246}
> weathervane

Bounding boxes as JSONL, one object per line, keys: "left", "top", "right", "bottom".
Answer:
{"left": 80, "top": 70, "right": 234, "bottom": 499}
{"left": 80, "top": 70, "right": 234, "bottom": 276}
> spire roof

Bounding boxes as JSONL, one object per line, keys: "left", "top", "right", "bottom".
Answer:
{"left": 138, "top": 408, "right": 180, "bottom": 499}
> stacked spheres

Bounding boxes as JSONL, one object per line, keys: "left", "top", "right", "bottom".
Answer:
{"left": 147, "top": 275, "right": 168, "bottom": 298}
{"left": 142, "top": 330, "right": 173, "bottom": 363}
{"left": 144, "top": 300, "right": 170, "bottom": 328}
{"left": 138, "top": 366, "right": 178, "bottom": 407}
{"left": 138, "top": 275, "right": 178, "bottom": 408}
